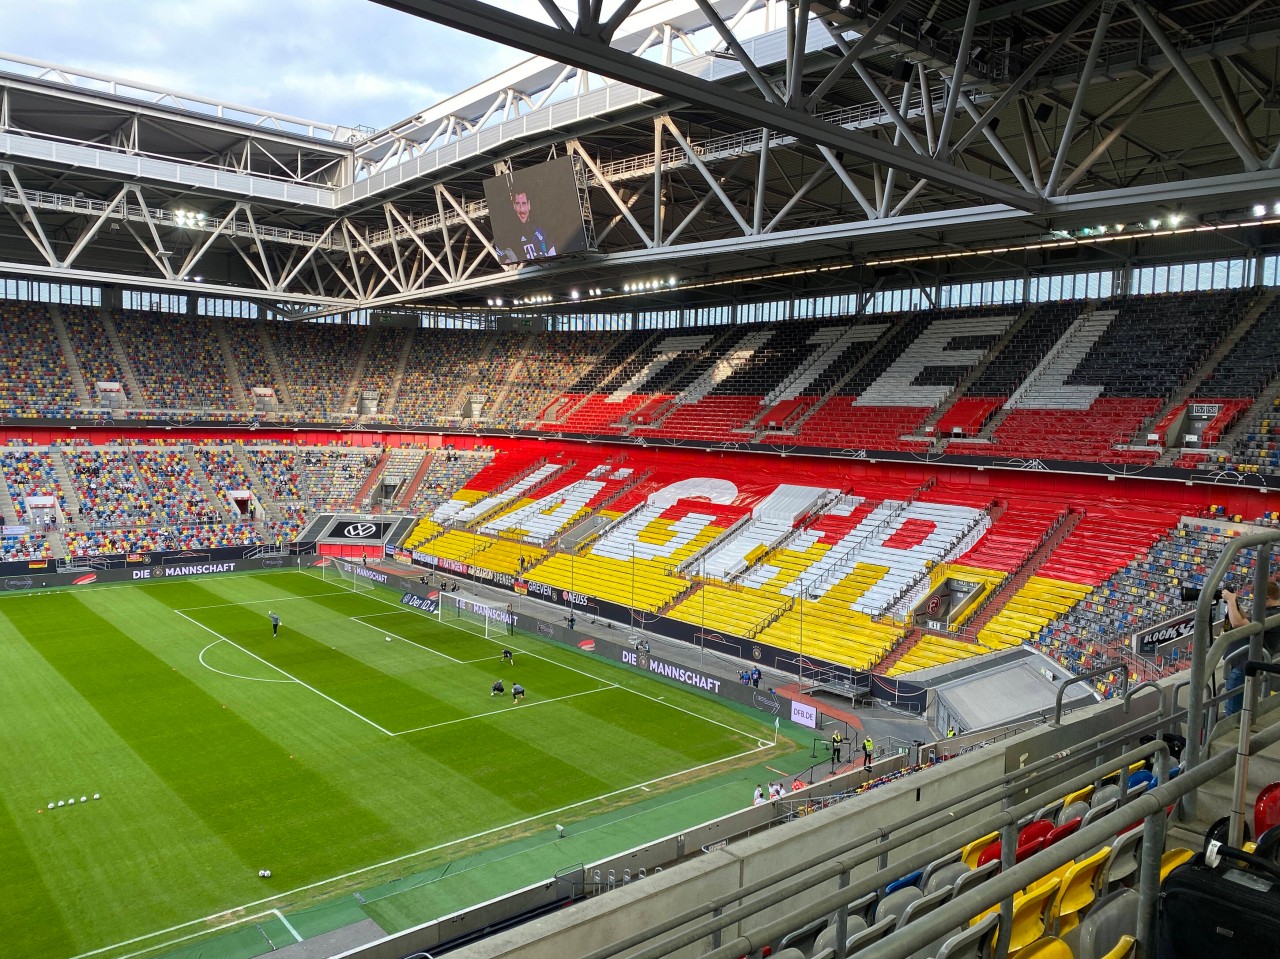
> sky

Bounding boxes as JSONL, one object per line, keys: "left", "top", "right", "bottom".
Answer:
{"left": 2, "top": 0, "right": 565, "bottom": 133}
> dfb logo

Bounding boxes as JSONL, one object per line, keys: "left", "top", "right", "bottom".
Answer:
{"left": 344, "top": 522, "right": 378, "bottom": 538}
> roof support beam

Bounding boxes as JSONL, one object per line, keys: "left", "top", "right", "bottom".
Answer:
{"left": 949, "top": 0, "right": 1101, "bottom": 157}
{"left": 935, "top": 0, "right": 979, "bottom": 158}
{"left": 1127, "top": 1, "right": 1261, "bottom": 172}
{"left": 372, "top": 0, "right": 1043, "bottom": 211}
{"left": 805, "top": 0, "right": 915, "bottom": 112}
{"left": 1046, "top": 1, "right": 1115, "bottom": 197}
{"left": 1058, "top": 69, "right": 1174, "bottom": 194}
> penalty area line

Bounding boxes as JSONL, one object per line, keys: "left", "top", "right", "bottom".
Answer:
{"left": 391, "top": 684, "right": 618, "bottom": 736}
{"left": 349, "top": 616, "right": 463, "bottom": 664}
{"left": 173, "top": 610, "right": 395, "bottom": 737}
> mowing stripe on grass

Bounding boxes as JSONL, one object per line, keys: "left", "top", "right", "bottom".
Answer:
{"left": 175, "top": 609, "right": 395, "bottom": 736}
{"left": 73, "top": 739, "right": 770, "bottom": 959}
{"left": 391, "top": 684, "right": 619, "bottom": 736}
{"left": 321, "top": 573, "right": 769, "bottom": 742}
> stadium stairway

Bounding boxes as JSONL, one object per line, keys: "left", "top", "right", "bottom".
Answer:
{"left": 1132, "top": 286, "right": 1278, "bottom": 446}
{"left": 352, "top": 449, "right": 391, "bottom": 509}
{"left": 874, "top": 627, "right": 923, "bottom": 674}
{"left": 962, "top": 508, "right": 1081, "bottom": 638}
{"left": 1169, "top": 698, "right": 1280, "bottom": 847}
{"left": 396, "top": 451, "right": 437, "bottom": 509}
{"left": 100, "top": 311, "right": 146, "bottom": 404}
{"left": 47, "top": 304, "right": 92, "bottom": 405}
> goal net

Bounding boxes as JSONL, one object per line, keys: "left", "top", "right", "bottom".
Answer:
{"left": 319, "top": 557, "right": 378, "bottom": 593}
{"left": 440, "top": 592, "right": 516, "bottom": 639}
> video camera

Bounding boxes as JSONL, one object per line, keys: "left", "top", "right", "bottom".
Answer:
{"left": 1181, "top": 575, "right": 1236, "bottom": 604}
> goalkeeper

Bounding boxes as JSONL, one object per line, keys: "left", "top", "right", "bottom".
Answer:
{"left": 502, "top": 648, "right": 515, "bottom": 665}
{"left": 491, "top": 679, "right": 505, "bottom": 697}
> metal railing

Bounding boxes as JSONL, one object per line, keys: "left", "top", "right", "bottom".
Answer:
{"left": 574, "top": 694, "right": 1215, "bottom": 959}
{"left": 1183, "top": 528, "right": 1280, "bottom": 821}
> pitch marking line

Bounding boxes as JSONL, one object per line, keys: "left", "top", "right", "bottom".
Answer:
{"left": 189, "top": 569, "right": 768, "bottom": 743}
{"left": 326, "top": 576, "right": 767, "bottom": 741}
{"left": 197, "top": 641, "right": 293, "bottom": 684}
{"left": 348, "top": 615, "right": 463, "bottom": 663}
{"left": 73, "top": 739, "right": 772, "bottom": 959}
{"left": 173, "top": 609, "right": 395, "bottom": 737}
{"left": 391, "top": 684, "right": 619, "bottom": 736}
{"left": 174, "top": 590, "right": 354, "bottom": 611}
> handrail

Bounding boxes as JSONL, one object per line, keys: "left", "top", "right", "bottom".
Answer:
{"left": 603, "top": 735, "right": 1178, "bottom": 959}
{"left": 850, "top": 716, "right": 1280, "bottom": 959}
{"left": 1184, "top": 528, "right": 1280, "bottom": 820}
{"left": 576, "top": 704, "right": 1179, "bottom": 959}
{"left": 1052, "top": 661, "right": 1116, "bottom": 723}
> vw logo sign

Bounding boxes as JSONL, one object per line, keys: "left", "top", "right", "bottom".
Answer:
{"left": 345, "top": 523, "right": 378, "bottom": 538}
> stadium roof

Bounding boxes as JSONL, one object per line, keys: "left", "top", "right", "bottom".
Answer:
{"left": 3, "top": 0, "right": 1280, "bottom": 316}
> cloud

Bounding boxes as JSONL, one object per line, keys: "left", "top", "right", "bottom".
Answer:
{"left": 2, "top": 0, "right": 550, "bottom": 130}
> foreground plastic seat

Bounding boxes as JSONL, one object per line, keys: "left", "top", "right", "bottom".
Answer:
{"left": 1051, "top": 846, "right": 1111, "bottom": 935}
{"left": 1058, "top": 801, "right": 1091, "bottom": 826}
{"left": 811, "top": 914, "right": 867, "bottom": 958}
{"left": 923, "top": 861, "right": 971, "bottom": 894}
{"left": 1159, "top": 847, "right": 1194, "bottom": 882}
{"left": 919, "top": 849, "right": 963, "bottom": 889}
{"left": 1100, "top": 827, "right": 1143, "bottom": 891}
{"left": 874, "top": 885, "right": 923, "bottom": 925}
{"left": 1043, "top": 817, "right": 1082, "bottom": 849}
{"left": 960, "top": 832, "right": 999, "bottom": 868}
{"left": 934, "top": 912, "right": 999, "bottom": 959}
{"left": 1077, "top": 888, "right": 1138, "bottom": 959}
{"left": 842, "top": 915, "right": 896, "bottom": 954}
{"left": 1017, "top": 937, "right": 1072, "bottom": 958}
{"left": 1007, "top": 878, "right": 1061, "bottom": 953}
{"left": 1255, "top": 781, "right": 1280, "bottom": 837}
{"left": 952, "top": 859, "right": 998, "bottom": 898}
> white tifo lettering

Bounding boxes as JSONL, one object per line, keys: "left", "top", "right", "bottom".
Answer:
{"left": 779, "top": 501, "right": 986, "bottom": 614}
{"left": 856, "top": 316, "right": 1014, "bottom": 407}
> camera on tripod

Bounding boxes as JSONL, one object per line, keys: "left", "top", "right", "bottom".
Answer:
{"left": 1181, "top": 575, "right": 1235, "bottom": 604}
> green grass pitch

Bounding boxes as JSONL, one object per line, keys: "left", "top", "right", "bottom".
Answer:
{"left": 0, "top": 569, "right": 778, "bottom": 959}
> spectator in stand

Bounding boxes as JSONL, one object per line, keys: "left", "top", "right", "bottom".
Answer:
{"left": 1222, "top": 581, "right": 1280, "bottom": 715}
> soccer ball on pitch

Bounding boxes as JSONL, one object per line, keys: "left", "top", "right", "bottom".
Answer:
{"left": 93, "top": 793, "right": 100, "bottom": 800}
{"left": 385, "top": 636, "right": 392, "bottom": 642}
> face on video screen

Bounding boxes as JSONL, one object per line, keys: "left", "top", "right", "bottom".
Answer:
{"left": 484, "top": 157, "right": 589, "bottom": 265}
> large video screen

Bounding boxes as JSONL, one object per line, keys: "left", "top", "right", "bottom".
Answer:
{"left": 483, "top": 157, "right": 589, "bottom": 265}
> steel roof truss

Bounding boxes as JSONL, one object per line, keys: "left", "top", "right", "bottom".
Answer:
{"left": 1046, "top": 1, "right": 1116, "bottom": 197}
{"left": 934, "top": 0, "right": 980, "bottom": 159}
{"left": 1058, "top": 69, "right": 1174, "bottom": 195}
{"left": 1, "top": 164, "right": 58, "bottom": 267}
{"left": 375, "top": 0, "right": 1043, "bottom": 211}
{"left": 948, "top": 0, "right": 1102, "bottom": 158}
{"left": 384, "top": 203, "right": 451, "bottom": 282}
{"left": 1128, "top": 0, "right": 1261, "bottom": 172}
{"left": 661, "top": 116, "right": 753, "bottom": 235}
{"left": 569, "top": 139, "right": 653, "bottom": 247}
{"left": 804, "top": 0, "right": 915, "bottom": 112}
{"left": 664, "top": 156, "right": 748, "bottom": 246}
{"left": 691, "top": 0, "right": 782, "bottom": 104}
{"left": 278, "top": 220, "right": 340, "bottom": 290}
{"left": 818, "top": 145, "right": 878, "bottom": 219}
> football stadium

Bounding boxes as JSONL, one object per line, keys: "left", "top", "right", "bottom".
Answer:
{"left": 3, "top": 2, "right": 1280, "bottom": 958}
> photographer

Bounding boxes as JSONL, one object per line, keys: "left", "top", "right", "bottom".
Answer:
{"left": 1221, "top": 580, "right": 1280, "bottom": 716}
